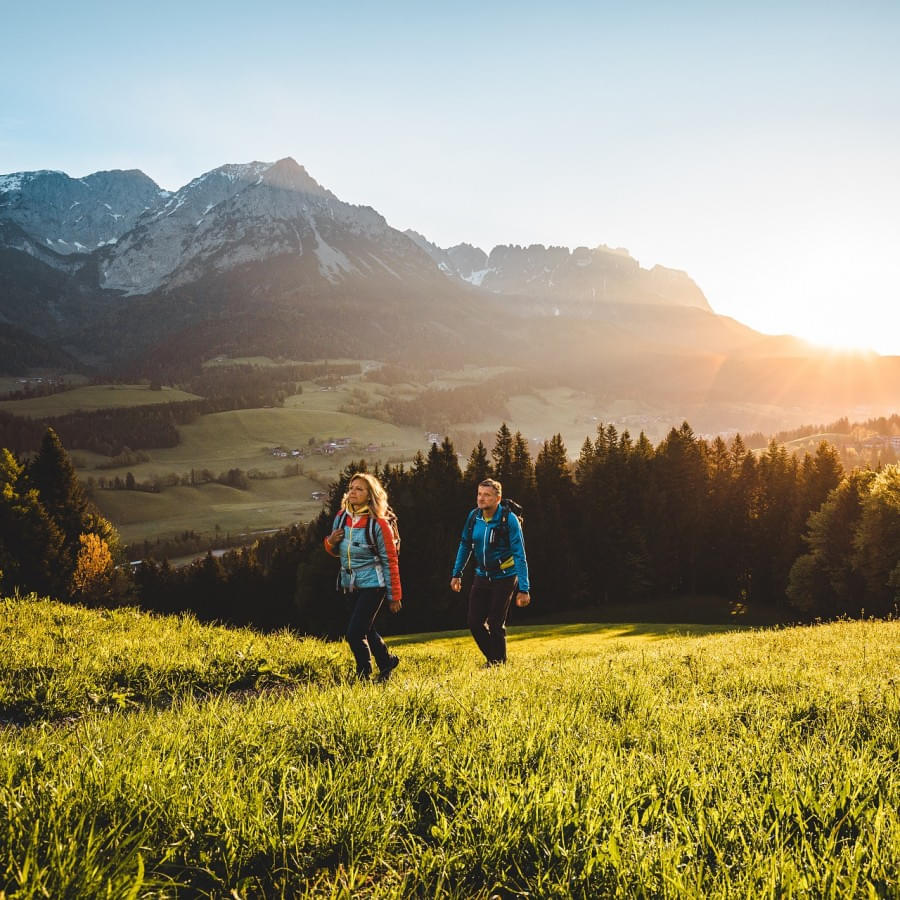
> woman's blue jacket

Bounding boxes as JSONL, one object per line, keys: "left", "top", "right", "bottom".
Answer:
{"left": 324, "top": 508, "right": 402, "bottom": 603}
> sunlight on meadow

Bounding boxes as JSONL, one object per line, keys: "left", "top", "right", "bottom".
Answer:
{"left": 1, "top": 597, "right": 897, "bottom": 898}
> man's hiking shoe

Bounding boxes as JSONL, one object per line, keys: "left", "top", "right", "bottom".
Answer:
{"left": 377, "top": 655, "right": 400, "bottom": 682}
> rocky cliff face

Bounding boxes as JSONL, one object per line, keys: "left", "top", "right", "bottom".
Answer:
{"left": 407, "top": 236, "right": 711, "bottom": 312}
{"left": 1, "top": 156, "right": 732, "bottom": 371}
{"left": 0, "top": 169, "right": 168, "bottom": 255}
{"left": 0, "top": 158, "right": 465, "bottom": 366}
{"left": 99, "top": 158, "right": 437, "bottom": 295}
{"left": 404, "top": 231, "right": 489, "bottom": 283}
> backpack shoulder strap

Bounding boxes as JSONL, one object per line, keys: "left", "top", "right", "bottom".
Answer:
{"left": 464, "top": 507, "right": 478, "bottom": 546}
{"left": 365, "top": 515, "right": 379, "bottom": 555}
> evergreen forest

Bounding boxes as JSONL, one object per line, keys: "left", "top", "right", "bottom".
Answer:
{"left": 2, "top": 422, "right": 898, "bottom": 634}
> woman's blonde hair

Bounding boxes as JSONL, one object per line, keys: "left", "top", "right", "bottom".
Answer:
{"left": 343, "top": 472, "right": 388, "bottom": 518}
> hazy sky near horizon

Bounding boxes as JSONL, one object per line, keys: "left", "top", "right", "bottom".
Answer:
{"left": 3, "top": 1, "right": 899, "bottom": 354}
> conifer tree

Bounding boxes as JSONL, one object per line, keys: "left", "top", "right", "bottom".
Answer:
{"left": 651, "top": 423, "right": 707, "bottom": 595}
{"left": 703, "top": 436, "right": 740, "bottom": 597}
{"left": 27, "top": 427, "right": 121, "bottom": 596}
{"left": 533, "top": 434, "right": 577, "bottom": 607}
{"left": 752, "top": 439, "right": 801, "bottom": 603}
{"left": 0, "top": 448, "right": 66, "bottom": 597}
{"left": 787, "top": 469, "right": 874, "bottom": 615}
{"left": 464, "top": 440, "right": 492, "bottom": 488}
{"left": 508, "top": 430, "right": 536, "bottom": 501}
{"left": 28, "top": 427, "right": 90, "bottom": 548}
{"left": 853, "top": 464, "right": 900, "bottom": 615}
{"left": 491, "top": 423, "right": 513, "bottom": 483}
{"left": 803, "top": 441, "right": 844, "bottom": 515}
{"left": 574, "top": 437, "right": 595, "bottom": 483}
{"left": 535, "top": 434, "right": 573, "bottom": 500}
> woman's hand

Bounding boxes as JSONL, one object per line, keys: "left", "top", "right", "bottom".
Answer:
{"left": 516, "top": 592, "right": 531, "bottom": 607}
{"left": 389, "top": 600, "right": 401, "bottom": 613}
{"left": 327, "top": 527, "right": 344, "bottom": 547}
{"left": 450, "top": 577, "right": 461, "bottom": 592}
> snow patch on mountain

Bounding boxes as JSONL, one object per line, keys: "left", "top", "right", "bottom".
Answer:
{"left": 463, "top": 269, "right": 490, "bottom": 287}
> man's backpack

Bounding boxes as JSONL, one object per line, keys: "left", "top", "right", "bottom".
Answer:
{"left": 464, "top": 498, "right": 524, "bottom": 550}
{"left": 341, "top": 506, "right": 401, "bottom": 559}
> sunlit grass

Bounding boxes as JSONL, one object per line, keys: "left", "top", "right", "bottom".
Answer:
{"left": 0, "top": 384, "right": 200, "bottom": 417}
{"left": 92, "top": 476, "right": 323, "bottom": 547}
{"left": 1, "top": 597, "right": 898, "bottom": 897}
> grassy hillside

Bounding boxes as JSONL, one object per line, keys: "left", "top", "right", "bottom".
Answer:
{"left": 1, "top": 596, "right": 897, "bottom": 898}
{"left": 92, "top": 476, "right": 325, "bottom": 548}
{"left": 0, "top": 383, "right": 200, "bottom": 417}
{"left": 77, "top": 380, "right": 435, "bottom": 545}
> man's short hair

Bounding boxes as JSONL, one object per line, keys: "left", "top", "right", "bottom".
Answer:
{"left": 478, "top": 478, "right": 502, "bottom": 496}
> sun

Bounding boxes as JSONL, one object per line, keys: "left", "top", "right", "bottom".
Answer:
{"left": 796, "top": 316, "right": 893, "bottom": 356}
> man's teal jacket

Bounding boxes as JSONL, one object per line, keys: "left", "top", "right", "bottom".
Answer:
{"left": 451, "top": 506, "right": 530, "bottom": 592}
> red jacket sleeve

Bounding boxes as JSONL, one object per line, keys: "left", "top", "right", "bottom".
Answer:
{"left": 375, "top": 517, "right": 402, "bottom": 603}
{"left": 323, "top": 514, "right": 341, "bottom": 557}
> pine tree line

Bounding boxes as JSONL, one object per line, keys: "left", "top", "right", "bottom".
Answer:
{"left": 2, "top": 424, "right": 897, "bottom": 631}
{"left": 1, "top": 429, "right": 121, "bottom": 603}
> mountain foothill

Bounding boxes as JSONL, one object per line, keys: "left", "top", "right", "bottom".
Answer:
{"left": 1, "top": 157, "right": 898, "bottom": 433}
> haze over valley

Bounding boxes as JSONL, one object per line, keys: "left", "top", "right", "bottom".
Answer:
{"left": 3, "top": 157, "right": 898, "bottom": 442}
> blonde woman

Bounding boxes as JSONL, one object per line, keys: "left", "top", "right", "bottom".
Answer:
{"left": 324, "top": 472, "right": 402, "bottom": 681}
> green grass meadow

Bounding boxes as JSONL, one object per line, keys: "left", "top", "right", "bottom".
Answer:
{"left": 0, "top": 384, "right": 201, "bottom": 418}
{"left": 93, "top": 477, "right": 324, "bottom": 549}
{"left": 3, "top": 369, "right": 664, "bottom": 546}
{"left": 1, "top": 596, "right": 897, "bottom": 898}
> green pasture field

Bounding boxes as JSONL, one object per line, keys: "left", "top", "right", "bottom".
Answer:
{"left": 0, "top": 371, "right": 867, "bottom": 551}
{"left": 1, "top": 595, "right": 897, "bottom": 898}
{"left": 91, "top": 476, "right": 326, "bottom": 548}
{"left": 200, "top": 356, "right": 363, "bottom": 369}
{"left": 76, "top": 383, "right": 430, "bottom": 479}
{"left": 76, "top": 384, "right": 434, "bottom": 544}
{"left": 0, "top": 373, "right": 89, "bottom": 395}
{"left": 783, "top": 433, "right": 854, "bottom": 450}
{"left": 421, "top": 364, "right": 516, "bottom": 389}
{"left": 0, "top": 383, "right": 200, "bottom": 417}
{"left": 453, "top": 386, "right": 624, "bottom": 450}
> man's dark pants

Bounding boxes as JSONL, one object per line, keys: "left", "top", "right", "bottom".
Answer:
{"left": 345, "top": 587, "right": 391, "bottom": 677}
{"left": 467, "top": 574, "right": 518, "bottom": 664}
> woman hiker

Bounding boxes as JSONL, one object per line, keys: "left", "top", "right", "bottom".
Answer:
{"left": 450, "top": 478, "right": 530, "bottom": 666}
{"left": 324, "top": 472, "right": 402, "bottom": 681}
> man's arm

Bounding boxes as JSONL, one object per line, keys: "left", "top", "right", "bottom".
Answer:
{"left": 508, "top": 513, "right": 530, "bottom": 594}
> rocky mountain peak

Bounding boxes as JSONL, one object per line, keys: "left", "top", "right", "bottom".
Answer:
{"left": 0, "top": 167, "right": 166, "bottom": 254}
{"left": 261, "top": 157, "right": 330, "bottom": 197}
{"left": 415, "top": 238, "right": 711, "bottom": 311}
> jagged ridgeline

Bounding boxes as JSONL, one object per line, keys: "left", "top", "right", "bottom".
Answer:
{"left": 0, "top": 159, "right": 758, "bottom": 371}
{"left": 4, "top": 159, "right": 900, "bottom": 426}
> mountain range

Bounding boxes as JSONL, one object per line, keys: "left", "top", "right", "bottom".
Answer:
{"left": 2, "top": 157, "right": 898, "bottom": 432}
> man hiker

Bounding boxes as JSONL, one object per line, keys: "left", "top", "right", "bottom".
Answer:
{"left": 450, "top": 478, "right": 530, "bottom": 666}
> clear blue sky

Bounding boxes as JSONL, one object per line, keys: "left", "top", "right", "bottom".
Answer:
{"left": 3, "top": 1, "right": 899, "bottom": 353}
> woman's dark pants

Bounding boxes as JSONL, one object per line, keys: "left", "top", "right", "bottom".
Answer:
{"left": 467, "top": 575, "right": 518, "bottom": 664}
{"left": 345, "top": 587, "right": 392, "bottom": 677}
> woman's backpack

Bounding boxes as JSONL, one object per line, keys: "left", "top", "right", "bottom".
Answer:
{"left": 340, "top": 506, "right": 401, "bottom": 559}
